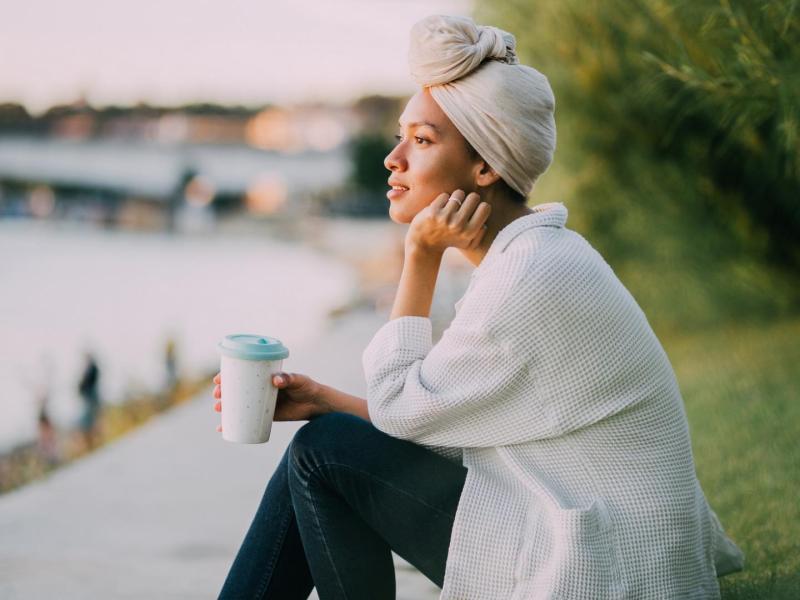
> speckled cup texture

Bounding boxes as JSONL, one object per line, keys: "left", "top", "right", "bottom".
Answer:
{"left": 220, "top": 354, "right": 283, "bottom": 443}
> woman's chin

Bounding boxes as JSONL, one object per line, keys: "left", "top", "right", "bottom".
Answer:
{"left": 388, "top": 204, "right": 413, "bottom": 225}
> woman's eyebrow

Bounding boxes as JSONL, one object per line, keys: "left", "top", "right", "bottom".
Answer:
{"left": 397, "top": 120, "right": 440, "bottom": 131}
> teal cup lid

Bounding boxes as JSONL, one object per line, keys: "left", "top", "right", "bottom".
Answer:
{"left": 218, "top": 334, "right": 289, "bottom": 361}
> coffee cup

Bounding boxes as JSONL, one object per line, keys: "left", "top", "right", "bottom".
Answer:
{"left": 217, "top": 334, "right": 289, "bottom": 444}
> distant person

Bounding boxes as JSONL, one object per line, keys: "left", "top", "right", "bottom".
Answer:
{"left": 29, "top": 354, "right": 60, "bottom": 466}
{"left": 78, "top": 352, "right": 102, "bottom": 450}
{"left": 214, "top": 15, "right": 743, "bottom": 599}
{"left": 163, "top": 335, "right": 178, "bottom": 402}
{"left": 167, "top": 167, "right": 197, "bottom": 234}
{"left": 36, "top": 379, "right": 59, "bottom": 466}
{"left": 164, "top": 337, "right": 178, "bottom": 391}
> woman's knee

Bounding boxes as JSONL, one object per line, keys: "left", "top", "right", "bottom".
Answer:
{"left": 294, "top": 412, "right": 369, "bottom": 445}
{"left": 288, "top": 412, "right": 371, "bottom": 477}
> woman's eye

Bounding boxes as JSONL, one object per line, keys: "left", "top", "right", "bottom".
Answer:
{"left": 394, "top": 134, "right": 429, "bottom": 145}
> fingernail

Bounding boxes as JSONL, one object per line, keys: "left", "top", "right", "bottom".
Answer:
{"left": 275, "top": 375, "right": 285, "bottom": 385}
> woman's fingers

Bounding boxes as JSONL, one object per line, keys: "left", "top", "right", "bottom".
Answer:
{"left": 213, "top": 373, "right": 220, "bottom": 384}
{"left": 213, "top": 384, "right": 221, "bottom": 399}
{"left": 431, "top": 192, "right": 451, "bottom": 210}
{"left": 467, "top": 221, "right": 489, "bottom": 249}
{"left": 271, "top": 372, "right": 310, "bottom": 388}
{"left": 466, "top": 201, "right": 492, "bottom": 231}
{"left": 442, "top": 189, "right": 466, "bottom": 216}
{"left": 216, "top": 424, "right": 223, "bottom": 433}
{"left": 450, "top": 192, "right": 481, "bottom": 225}
{"left": 214, "top": 400, "right": 221, "bottom": 413}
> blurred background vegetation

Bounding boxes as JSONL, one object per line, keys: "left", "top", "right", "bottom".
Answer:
{"left": 478, "top": 0, "right": 799, "bottom": 331}
{"left": 474, "top": 1, "right": 799, "bottom": 597}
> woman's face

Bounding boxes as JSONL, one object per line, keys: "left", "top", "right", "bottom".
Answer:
{"left": 384, "top": 88, "right": 480, "bottom": 224}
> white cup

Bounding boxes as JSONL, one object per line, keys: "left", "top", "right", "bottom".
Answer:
{"left": 218, "top": 334, "right": 290, "bottom": 444}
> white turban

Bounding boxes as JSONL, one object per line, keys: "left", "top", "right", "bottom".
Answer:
{"left": 409, "top": 15, "right": 556, "bottom": 197}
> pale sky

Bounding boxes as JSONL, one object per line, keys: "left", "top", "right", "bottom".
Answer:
{"left": 0, "top": 0, "right": 472, "bottom": 113}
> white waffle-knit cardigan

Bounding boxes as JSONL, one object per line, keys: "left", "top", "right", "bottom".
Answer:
{"left": 362, "top": 203, "right": 744, "bottom": 599}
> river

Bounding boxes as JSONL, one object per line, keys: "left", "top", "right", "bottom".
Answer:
{"left": 0, "top": 219, "right": 357, "bottom": 451}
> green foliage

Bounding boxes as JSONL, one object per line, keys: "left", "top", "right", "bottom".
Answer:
{"left": 0, "top": 103, "right": 33, "bottom": 129}
{"left": 349, "top": 95, "right": 406, "bottom": 194}
{"left": 477, "top": 0, "right": 800, "bottom": 330}
{"left": 349, "top": 133, "right": 395, "bottom": 193}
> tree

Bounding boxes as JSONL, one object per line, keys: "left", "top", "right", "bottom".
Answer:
{"left": 0, "top": 103, "right": 34, "bottom": 133}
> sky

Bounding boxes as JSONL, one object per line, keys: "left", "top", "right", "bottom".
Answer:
{"left": 0, "top": 0, "right": 472, "bottom": 113}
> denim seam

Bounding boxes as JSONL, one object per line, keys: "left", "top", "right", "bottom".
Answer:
{"left": 309, "top": 462, "right": 455, "bottom": 598}
{"left": 294, "top": 455, "right": 461, "bottom": 598}
{"left": 303, "top": 472, "right": 351, "bottom": 600}
{"left": 255, "top": 507, "right": 295, "bottom": 600}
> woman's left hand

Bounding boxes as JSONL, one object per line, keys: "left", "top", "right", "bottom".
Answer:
{"left": 213, "top": 371, "right": 331, "bottom": 431}
{"left": 406, "top": 189, "right": 491, "bottom": 254}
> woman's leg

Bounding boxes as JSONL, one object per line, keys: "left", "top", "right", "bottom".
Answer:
{"left": 288, "top": 412, "right": 468, "bottom": 600}
{"left": 218, "top": 448, "right": 314, "bottom": 600}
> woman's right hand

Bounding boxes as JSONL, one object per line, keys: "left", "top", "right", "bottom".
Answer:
{"left": 212, "top": 371, "right": 331, "bottom": 432}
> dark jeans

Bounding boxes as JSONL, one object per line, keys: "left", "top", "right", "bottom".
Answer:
{"left": 218, "top": 412, "right": 468, "bottom": 600}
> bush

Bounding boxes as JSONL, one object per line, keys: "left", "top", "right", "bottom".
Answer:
{"left": 477, "top": 0, "right": 800, "bottom": 330}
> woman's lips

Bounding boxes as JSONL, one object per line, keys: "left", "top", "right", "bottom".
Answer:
{"left": 387, "top": 186, "right": 409, "bottom": 201}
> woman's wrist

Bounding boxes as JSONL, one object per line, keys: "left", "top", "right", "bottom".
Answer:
{"left": 312, "top": 382, "right": 335, "bottom": 416}
{"left": 315, "top": 383, "right": 371, "bottom": 421}
{"left": 404, "top": 239, "right": 445, "bottom": 262}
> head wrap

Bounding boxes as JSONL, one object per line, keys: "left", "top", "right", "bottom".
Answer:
{"left": 409, "top": 15, "right": 556, "bottom": 197}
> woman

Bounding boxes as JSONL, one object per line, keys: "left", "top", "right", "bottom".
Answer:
{"left": 214, "top": 15, "right": 743, "bottom": 599}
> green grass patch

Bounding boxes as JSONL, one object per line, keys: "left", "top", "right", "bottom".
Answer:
{"left": 661, "top": 317, "right": 800, "bottom": 599}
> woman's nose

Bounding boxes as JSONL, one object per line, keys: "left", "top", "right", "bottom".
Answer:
{"left": 384, "top": 144, "right": 406, "bottom": 172}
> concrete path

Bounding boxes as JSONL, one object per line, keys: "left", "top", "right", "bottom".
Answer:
{"left": 0, "top": 311, "right": 442, "bottom": 599}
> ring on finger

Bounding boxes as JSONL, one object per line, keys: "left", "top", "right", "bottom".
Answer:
{"left": 451, "top": 196, "right": 462, "bottom": 207}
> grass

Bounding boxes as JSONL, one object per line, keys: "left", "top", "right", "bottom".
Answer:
{"left": 659, "top": 316, "right": 800, "bottom": 599}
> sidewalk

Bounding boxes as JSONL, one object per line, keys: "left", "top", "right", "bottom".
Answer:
{"left": 0, "top": 310, "right": 441, "bottom": 599}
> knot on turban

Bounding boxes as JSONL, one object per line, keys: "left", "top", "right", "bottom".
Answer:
{"left": 409, "top": 15, "right": 518, "bottom": 86}
{"left": 408, "top": 15, "right": 556, "bottom": 198}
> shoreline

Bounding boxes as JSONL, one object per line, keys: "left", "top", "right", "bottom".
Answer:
{"left": 0, "top": 215, "right": 379, "bottom": 496}
{"left": 0, "top": 373, "right": 215, "bottom": 495}
{"left": 0, "top": 213, "right": 471, "bottom": 496}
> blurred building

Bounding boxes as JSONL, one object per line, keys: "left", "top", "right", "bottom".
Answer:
{"left": 245, "top": 105, "right": 354, "bottom": 153}
{"left": 0, "top": 137, "right": 349, "bottom": 229}
{"left": 0, "top": 96, "right": 405, "bottom": 225}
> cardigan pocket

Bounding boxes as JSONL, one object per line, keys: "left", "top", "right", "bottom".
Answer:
{"left": 512, "top": 498, "right": 623, "bottom": 599}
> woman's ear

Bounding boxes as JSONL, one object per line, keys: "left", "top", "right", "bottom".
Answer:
{"left": 475, "top": 161, "right": 502, "bottom": 187}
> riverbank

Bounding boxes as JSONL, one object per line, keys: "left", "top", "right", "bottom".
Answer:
{"left": 0, "top": 213, "right": 471, "bottom": 496}
{"left": 0, "top": 373, "right": 214, "bottom": 494}
{"left": 0, "top": 303, "right": 442, "bottom": 599}
{"left": 0, "top": 216, "right": 357, "bottom": 454}
{"left": 0, "top": 214, "right": 361, "bottom": 493}
{"left": 0, "top": 210, "right": 452, "bottom": 598}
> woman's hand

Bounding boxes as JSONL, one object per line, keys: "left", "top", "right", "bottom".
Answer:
{"left": 406, "top": 189, "right": 491, "bottom": 255}
{"left": 212, "top": 371, "right": 331, "bottom": 431}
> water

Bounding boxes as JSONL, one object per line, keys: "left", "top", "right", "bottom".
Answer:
{"left": 0, "top": 220, "right": 357, "bottom": 452}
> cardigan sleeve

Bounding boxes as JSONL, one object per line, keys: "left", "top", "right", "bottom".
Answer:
{"left": 361, "top": 271, "right": 555, "bottom": 447}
